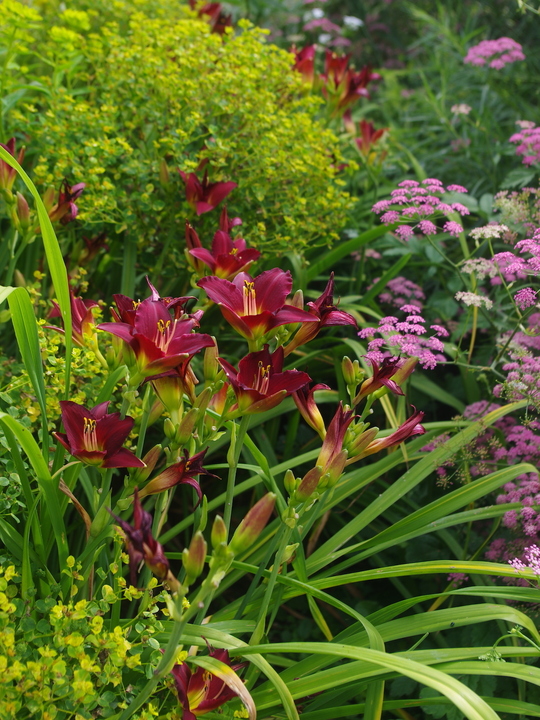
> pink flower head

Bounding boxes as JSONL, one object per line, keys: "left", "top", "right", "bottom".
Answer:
{"left": 464, "top": 37, "right": 525, "bottom": 69}
{"left": 179, "top": 168, "right": 237, "bottom": 215}
{"left": 54, "top": 401, "right": 144, "bottom": 469}
{"left": 515, "top": 287, "right": 538, "bottom": 310}
{"left": 198, "top": 268, "right": 318, "bottom": 343}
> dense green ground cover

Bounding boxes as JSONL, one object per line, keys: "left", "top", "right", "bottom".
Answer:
{"left": 1, "top": 1, "right": 540, "bottom": 719}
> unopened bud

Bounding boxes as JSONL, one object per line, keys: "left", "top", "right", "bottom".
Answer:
{"left": 229, "top": 493, "right": 276, "bottom": 555}
{"left": 13, "top": 270, "right": 25, "bottom": 287}
{"left": 182, "top": 531, "right": 207, "bottom": 585}
{"left": 16, "top": 192, "right": 30, "bottom": 232}
{"left": 176, "top": 407, "right": 199, "bottom": 445}
{"left": 42, "top": 186, "right": 56, "bottom": 213}
{"left": 290, "top": 289, "right": 304, "bottom": 310}
{"left": 342, "top": 356, "right": 363, "bottom": 387}
{"left": 159, "top": 158, "right": 171, "bottom": 188}
{"left": 296, "top": 466, "right": 323, "bottom": 501}
{"left": 211, "top": 515, "right": 228, "bottom": 549}
{"left": 283, "top": 469, "right": 297, "bottom": 495}
{"left": 389, "top": 356, "right": 418, "bottom": 387}
{"left": 131, "top": 444, "right": 161, "bottom": 484}
{"left": 283, "top": 543, "right": 299, "bottom": 564}
{"left": 90, "top": 493, "right": 112, "bottom": 538}
{"left": 203, "top": 338, "right": 220, "bottom": 384}
{"left": 164, "top": 417, "right": 176, "bottom": 440}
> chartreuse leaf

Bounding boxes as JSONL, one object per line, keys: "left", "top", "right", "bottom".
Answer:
{"left": 0, "top": 145, "right": 72, "bottom": 394}
{"left": 307, "top": 401, "right": 527, "bottom": 574}
{"left": 0, "top": 413, "right": 68, "bottom": 571}
{"left": 306, "top": 223, "right": 395, "bottom": 282}
{"left": 188, "top": 655, "right": 256, "bottom": 720}
{"left": 239, "top": 642, "right": 499, "bottom": 720}
{"left": 298, "top": 696, "right": 540, "bottom": 720}
{"left": 5, "top": 286, "right": 49, "bottom": 454}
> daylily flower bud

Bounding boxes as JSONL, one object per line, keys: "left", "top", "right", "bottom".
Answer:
{"left": 13, "top": 270, "right": 25, "bottom": 287}
{"left": 203, "top": 337, "right": 220, "bottom": 383}
{"left": 176, "top": 407, "right": 200, "bottom": 445}
{"left": 153, "top": 376, "right": 184, "bottom": 425}
{"left": 290, "top": 289, "right": 304, "bottom": 310}
{"left": 283, "top": 469, "right": 297, "bottom": 495}
{"left": 159, "top": 158, "right": 171, "bottom": 188}
{"left": 15, "top": 192, "right": 30, "bottom": 232}
{"left": 193, "top": 386, "right": 213, "bottom": 413}
{"left": 283, "top": 543, "right": 299, "bottom": 564}
{"left": 131, "top": 444, "right": 162, "bottom": 484}
{"left": 164, "top": 417, "right": 176, "bottom": 440}
{"left": 211, "top": 515, "right": 228, "bottom": 549}
{"left": 296, "top": 466, "right": 323, "bottom": 501}
{"left": 182, "top": 531, "right": 207, "bottom": 585}
{"left": 229, "top": 493, "right": 276, "bottom": 555}
{"left": 342, "top": 356, "right": 364, "bottom": 387}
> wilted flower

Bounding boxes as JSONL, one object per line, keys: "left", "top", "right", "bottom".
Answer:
{"left": 179, "top": 168, "right": 237, "bottom": 215}
{"left": 47, "top": 290, "right": 99, "bottom": 347}
{"left": 219, "top": 345, "right": 311, "bottom": 415}
{"left": 284, "top": 273, "right": 357, "bottom": 355}
{"left": 109, "top": 489, "right": 175, "bottom": 588}
{"left": 354, "top": 355, "right": 416, "bottom": 404}
{"left": 54, "top": 401, "right": 144, "bottom": 469}
{"left": 46, "top": 180, "right": 86, "bottom": 224}
{"left": 198, "top": 268, "right": 317, "bottom": 345}
{"left": 138, "top": 448, "right": 212, "bottom": 500}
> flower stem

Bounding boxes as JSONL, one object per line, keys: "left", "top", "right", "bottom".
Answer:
{"left": 224, "top": 414, "right": 251, "bottom": 533}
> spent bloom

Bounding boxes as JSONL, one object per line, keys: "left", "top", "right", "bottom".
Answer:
{"left": 451, "top": 104, "right": 472, "bottom": 116}
{"left": 372, "top": 177, "right": 468, "bottom": 239}
{"left": 454, "top": 291, "right": 493, "bottom": 310}
{"left": 464, "top": 37, "right": 525, "bottom": 69}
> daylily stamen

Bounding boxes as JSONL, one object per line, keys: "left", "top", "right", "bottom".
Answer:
{"left": 154, "top": 318, "right": 178, "bottom": 352}
{"left": 83, "top": 416, "right": 99, "bottom": 452}
{"left": 243, "top": 281, "right": 257, "bottom": 316}
{"left": 254, "top": 361, "right": 272, "bottom": 394}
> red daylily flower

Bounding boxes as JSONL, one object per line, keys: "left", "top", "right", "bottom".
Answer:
{"left": 179, "top": 168, "right": 237, "bottom": 215}
{"left": 291, "top": 45, "right": 316, "bottom": 84}
{"left": 284, "top": 273, "right": 357, "bottom": 355}
{"left": 172, "top": 646, "right": 243, "bottom": 720}
{"left": 98, "top": 280, "right": 213, "bottom": 383}
{"left": 187, "top": 208, "right": 260, "bottom": 280}
{"left": 198, "top": 268, "right": 317, "bottom": 344}
{"left": 189, "top": 0, "right": 232, "bottom": 34}
{"left": 355, "top": 119, "right": 388, "bottom": 155}
{"left": 138, "top": 448, "right": 213, "bottom": 500}
{"left": 0, "top": 137, "right": 25, "bottom": 193}
{"left": 109, "top": 489, "right": 172, "bottom": 587}
{"left": 219, "top": 345, "right": 311, "bottom": 415}
{"left": 54, "top": 401, "right": 144, "bottom": 469}
{"left": 47, "top": 290, "right": 99, "bottom": 347}
{"left": 322, "top": 51, "right": 380, "bottom": 113}
{"left": 46, "top": 180, "right": 86, "bottom": 224}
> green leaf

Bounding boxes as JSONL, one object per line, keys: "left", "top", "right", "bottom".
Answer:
{"left": 0, "top": 145, "right": 72, "bottom": 396}
{"left": 410, "top": 372, "right": 466, "bottom": 412}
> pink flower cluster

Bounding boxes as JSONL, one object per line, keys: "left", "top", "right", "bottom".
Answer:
{"left": 372, "top": 178, "right": 469, "bottom": 240}
{"left": 509, "top": 543, "right": 540, "bottom": 576}
{"left": 358, "top": 305, "right": 449, "bottom": 369}
{"left": 509, "top": 121, "right": 540, "bottom": 167}
{"left": 378, "top": 276, "right": 425, "bottom": 310}
{"left": 492, "top": 228, "right": 540, "bottom": 281}
{"left": 463, "top": 37, "right": 525, "bottom": 70}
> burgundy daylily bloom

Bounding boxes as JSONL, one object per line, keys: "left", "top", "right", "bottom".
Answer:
{"left": 219, "top": 345, "right": 311, "bottom": 415}
{"left": 189, "top": 0, "right": 232, "bottom": 34}
{"left": 179, "top": 168, "right": 237, "bottom": 215}
{"left": 98, "top": 281, "right": 213, "bottom": 383}
{"left": 355, "top": 119, "right": 388, "bottom": 155}
{"left": 187, "top": 208, "right": 260, "bottom": 280}
{"left": 139, "top": 448, "right": 214, "bottom": 500}
{"left": 47, "top": 180, "right": 86, "bottom": 224}
{"left": 198, "top": 268, "right": 317, "bottom": 344}
{"left": 47, "top": 290, "right": 99, "bottom": 347}
{"left": 317, "top": 402, "right": 355, "bottom": 475}
{"left": 109, "top": 489, "right": 173, "bottom": 588}
{"left": 54, "top": 401, "right": 144, "bottom": 469}
{"left": 291, "top": 44, "right": 316, "bottom": 84}
{"left": 172, "top": 646, "right": 243, "bottom": 720}
{"left": 284, "top": 273, "right": 357, "bottom": 355}
{"left": 322, "top": 51, "right": 380, "bottom": 113}
{"left": 0, "top": 137, "right": 25, "bottom": 193}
